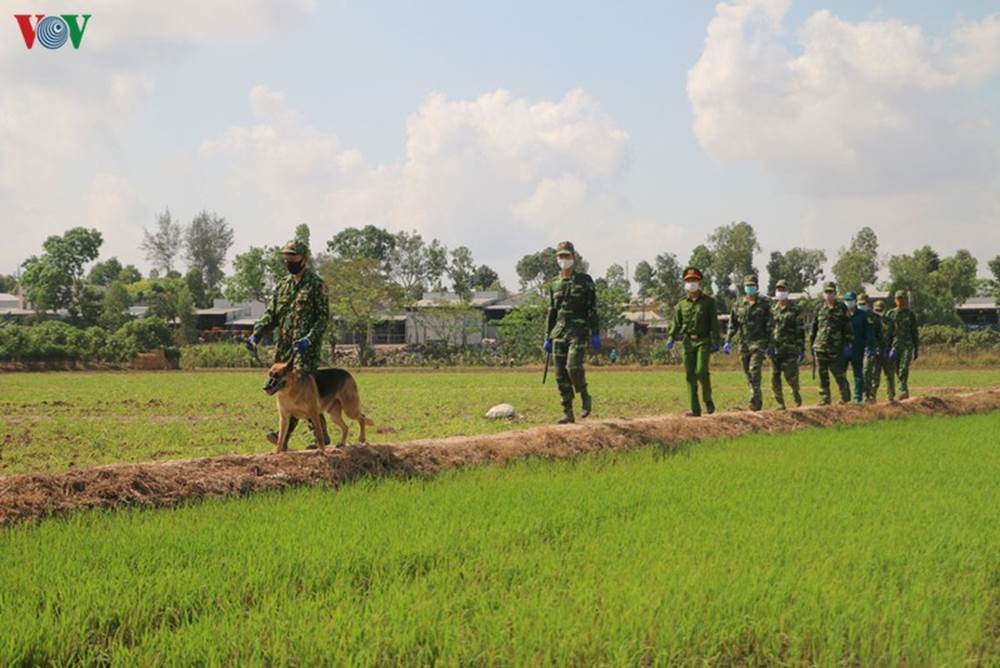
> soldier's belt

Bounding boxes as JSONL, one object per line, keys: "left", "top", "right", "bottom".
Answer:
{"left": 688, "top": 334, "right": 701, "bottom": 341}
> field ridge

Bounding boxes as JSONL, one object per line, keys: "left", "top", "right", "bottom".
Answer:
{"left": 2, "top": 387, "right": 999, "bottom": 526}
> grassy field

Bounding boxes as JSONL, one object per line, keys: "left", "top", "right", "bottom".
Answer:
{"left": 1, "top": 412, "right": 998, "bottom": 665}
{"left": 2, "top": 367, "right": 1000, "bottom": 475}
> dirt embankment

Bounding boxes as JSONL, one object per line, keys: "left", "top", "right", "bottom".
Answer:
{"left": 2, "top": 389, "right": 999, "bottom": 526}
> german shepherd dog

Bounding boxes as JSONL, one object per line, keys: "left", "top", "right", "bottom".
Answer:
{"left": 263, "top": 360, "right": 374, "bottom": 453}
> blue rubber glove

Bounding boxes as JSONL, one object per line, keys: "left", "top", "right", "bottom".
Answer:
{"left": 722, "top": 341, "right": 732, "bottom": 355}
{"left": 797, "top": 351, "right": 805, "bottom": 363}
{"left": 294, "top": 336, "right": 310, "bottom": 354}
{"left": 589, "top": 335, "right": 601, "bottom": 351}
{"left": 710, "top": 343, "right": 719, "bottom": 354}
{"left": 889, "top": 349, "right": 898, "bottom": 361}
{"left": 543, "top": 339, "right": 553, "bottom": 353}
{"left": 767, "top": 348, "right": 776, "bottom": 360}
{"left": 245, "top": 334, "right": 258, "bottom": 350}
{"left": 843, "top": 343, "right": 853, "bottom": 358}
{"left": 666, "top": 340, "right": 674, "bottom": 351}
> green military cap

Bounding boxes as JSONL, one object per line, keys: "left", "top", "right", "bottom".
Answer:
{"left": 280, "top": 239, "right": 309, "bottom": 256}
{"left": 857, "top": 293, "right": 869, "bottom": 305}
{"left": 823, "top": 281, "right": 837, "bottom": 292}
{"left": 894, "top": 290, "right": 907, "bottom": 299}
{"left": 743, "top": 273, "right": 758, "bottom": 285}
{"left": 774, "top": 279, "right": 788, "bottom": 290}
{"left": 844, "top": 291, "right": 857, "bottom": 301}
{"left": 683, "top": 266, "right": 702, "bottom": 280}
{"left": 555, "top": 241, "right": 576, "bottom": 255}
{"left": 873, "top": 299, "right": 886, "bottom": 312}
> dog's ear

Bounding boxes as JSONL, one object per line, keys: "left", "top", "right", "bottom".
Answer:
{"left": 269, "top": 362, "right": 287, "bottom": 376}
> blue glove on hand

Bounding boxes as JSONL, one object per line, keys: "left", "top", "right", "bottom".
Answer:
{"left": 543, "top": 339, "right": 553, "bottom": 353}
{"left": 767, "top": 348, "right": 776, "bottom": 360}
{"left": 710, "top": 343, "right": 719, "bottom": 353}
{"left": 865, "top": 348, "right": 877, "bottom": 359}
{"left": 294, "top": 337, "right": 310, "bottom": 354}
{"left": 889, "top": 349, "right": 898, "bottom": 361}
{"left": 246, "top": 334, "right": 258, "bottom": 350}
{"left": 843, "top": 344, "right": 853, "bottom": 358}
{"left": 722, "top": 342, "right": 732, "bottom": 355}
{"left": 798, "top": 350, "right": 806, "bottom": 363}
{"left": 666, "top": 340, "right": 674, "bottom": 351}
{"left": 590, "top": 335, "right": 601, "bottom": 351}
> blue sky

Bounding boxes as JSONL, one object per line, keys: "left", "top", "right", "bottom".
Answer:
{"left": 3, "top": 0, "right": 999, "bottom": 287}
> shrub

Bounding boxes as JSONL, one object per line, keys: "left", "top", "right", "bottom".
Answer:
{"left": 179, "top": 342, "right": 258, "bottom": 369}
{"left": 106, "top": 318, "right": 174, "bottom": 363}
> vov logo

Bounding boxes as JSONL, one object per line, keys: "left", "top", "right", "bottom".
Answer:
{"left": 14, "top": 14, "right": 91, "bottom": 49}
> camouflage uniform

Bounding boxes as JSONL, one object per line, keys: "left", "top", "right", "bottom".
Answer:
{"left": 886, "top": 291, "right": 919, "bottom": 399}
{"left": 845, "top": 291, "right": 876, "bottom": 404}
{"left": 669, "top": 267, "right": 721, "bottom": 416}
{"left": 810, "top": 282, "right": 852, "bottom": 405}
{"left": 546, "top": 241, "right": 599, "bottom": 421}
{"left": 770, "top": 280, "right": 804, "bottom": 409}
{"left": 727, "top": 274, "right": 772, "bottom": 411}
{"left": 252, "top": 240, "right": 329, "bottom": 372}
{"left": 864, "top": 299, "right": 895, "bottom": 402}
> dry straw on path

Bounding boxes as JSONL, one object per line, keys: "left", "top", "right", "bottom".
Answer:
{"left": 2, "top": 389, "right": 999, "bottom": 526}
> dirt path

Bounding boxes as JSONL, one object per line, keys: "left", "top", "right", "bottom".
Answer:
{"left": 2, "top": 389, "right": 999, "bottom": 526}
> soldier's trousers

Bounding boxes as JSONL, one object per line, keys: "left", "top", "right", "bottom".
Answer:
{"left": 816, "top": 350, "right": 851, "bottom": 405}
{"left": 274, "top": 343, "right": 320, "bottom": 372}
{"left": 682, "top": 342, "right": 713, "bottom": 414}
{"left": 771, "top": 350, "right": 802, "bottom": 408}
{"left": 740, "top": 347, "right": 766, "bottom": 409}
{"left": 864, "top": 354, "right": 895, "bottom": 401}
{"left": 895, "top": 347, "right": 915, "bottom": 395}
{"left": 847, "top": 351, "right": 865, "bottom": 402}
{"left": 553, "top": 337, "right": 588, "bottom": 409}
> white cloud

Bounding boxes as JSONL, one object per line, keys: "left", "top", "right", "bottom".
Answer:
{"left": 200, "top": 86, "right": 669, "bottom": 281}
{"left": 688, "top": 2, "right": 1000, "bottom": 197}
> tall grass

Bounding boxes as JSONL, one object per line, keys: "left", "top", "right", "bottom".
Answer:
{"left": 2, "top": 412, "right": 999, "bottom": 665}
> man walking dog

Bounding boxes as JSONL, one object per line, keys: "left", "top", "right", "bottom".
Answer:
{"left": 248, "top": 238, "right": 330, "bottom": 447}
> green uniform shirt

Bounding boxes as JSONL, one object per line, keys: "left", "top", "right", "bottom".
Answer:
{"left": 868, "top": 311, "right": 884, "bottom": 352}
{"left": 546, "top": 272, "right": 599, "bottom": 340}
{"left": 669, "top": 293, "right": 721, "bottom": 346}
{"left": 771, "top": 301, "right": 804, "bottom": 353}
{"left": 886, "top": 308, "right": 919, "bottom": 350}
{"left": 252, "top": 268, "right": 330, "bottom": 363}
{"left": 727, "top": 297, "right": 773, "bottom": 350}
{"left": 810, "top": 301, "right": 852, "bottom": 353}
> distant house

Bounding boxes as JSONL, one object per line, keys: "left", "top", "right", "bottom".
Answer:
{"left": 956, "top": 297, "right": 999, "bottom": 329}
{"left": 195, "top": 299, "right": 267, "bottom": 332}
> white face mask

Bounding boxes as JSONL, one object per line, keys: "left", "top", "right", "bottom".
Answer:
{"left": 557, "top": 257, "right": 574, "bottom": 270}
{"left": 775, "top": 290, "right": 789, "bottom": 301}
{"left": 684, "top": 281, "right": 700, "bottom": 293}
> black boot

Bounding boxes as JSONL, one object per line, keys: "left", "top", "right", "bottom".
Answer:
{"left": 558, "top": 407, "right": 575, "bottom": 424}
{"left": 705, "top": 401, "right": 715, "bottom": 415}
{"left": 580, "top": 393, "right": 592, "bottom": 418}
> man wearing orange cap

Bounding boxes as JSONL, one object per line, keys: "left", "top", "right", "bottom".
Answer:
{"left": 666, "top": 267, "right": 721, "bottom": 417}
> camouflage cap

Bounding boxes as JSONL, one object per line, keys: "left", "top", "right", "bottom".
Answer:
{"left": 857, "top": 293, "right": 869, "bottom": 305}
{"left": 894, "top": 290, "right": 907, "bottom": 299}
{"left": 823, "top": 281, "right": 837, "bottom": 292}
{"left": 774, "top": 279, "right": 788, "bottom": 290}
{"left": 555, "top": 241, "right": 576, "bottom": 256}
{"left": 280, "top": 239, "right": 309, "bottom": 256}
{"left": 844, "top": 291, "right": 857, "bottom": 301}
{"left": 683, "top": 266, "right": 702, "bottom": 281}
{"left": 873, "top": 299, "right": 886, "bottom": 312}
{"left": 743, "top": 273, "right": 758, "bottom": 285}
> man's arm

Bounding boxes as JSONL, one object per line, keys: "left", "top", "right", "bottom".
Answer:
{"left": 252, "top": 286, "right": 280, "bottom": 339}
{"left": 911, "top": 312, "right": 919, "bottom": 353}
{"left": 725, "top": 304, "right": 738, "bottom": 344}
{"left": 709, "top": 299, "right": 721, "bottom": 346}
{"left": 587, "top": 275, "right": 599, "bottom": 338}
{"left": 545, "top": 284, "right": 556, "bottom": 339}
{"left": 809, "top": 307, "right": 818, "bottom": 348}
{"left": 669, "top": 301, "right": 682, "bottom": 341}
{"left": 305, "top": 279, "right": 330, "bottom": 345}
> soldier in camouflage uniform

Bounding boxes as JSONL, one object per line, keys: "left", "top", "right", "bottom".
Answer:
{"left": 844, "top": 291, "right": 876, "bottom": 404}
{"left": 544, "top": 241, "right": 600, "bottom": 424}
{"left": 863, "top": 297, "right": 895, "bottom": 402}
{"left": 809, "top": 281, "right": 853, "bottom": 405}
{"left": 724, "top": 274, "right": 772, "bottom": 411}
{"left": 769, "top": 279, "right": 804, "bottom": 409}
{"left": 249, "top": 239, "right": 329, "bottom": 373}
{"left": 886, "top": 290, "right": 919, "bottom": 400}
{"left": 667, "top": 267, "right": 721, "bottom": 417}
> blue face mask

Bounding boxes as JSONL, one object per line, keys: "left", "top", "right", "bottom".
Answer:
{"left": 858, "top": 305, "right": 868, "bottom": 312}
{"left": 744, "top": 285, "right": 757, "bottom": 296}
{"left": 845, "top": 300, "right": 856, "bottom": 309}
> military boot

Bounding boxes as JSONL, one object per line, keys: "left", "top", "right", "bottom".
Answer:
{"left": 705, "top": 400, "right": 716, "bottom": 415}
{"left": 558, "top": 406, "right": 575, "bottom": 424}
{"left": 580, "top": 393, "right": 592, "bottom": 419}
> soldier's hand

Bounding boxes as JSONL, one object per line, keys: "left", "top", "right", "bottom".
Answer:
{"left": 589, "top": 335, "right": 601, "bottom": 351}
{"left": 294, "top": 337, "right": 310, "bottom": 354}
{"left": 245, "top": 334, "right": 258, "bottom": 351}
{"left": 797, "top": 350, "right": 805, "bottom": 363}
{"left": 865, "top": 348, "right": 877, "bottom": 359}
{"left": 722, "top": 342, "right": 731, "bottom": 355}
{"left": 543, "top": 339, "right": 553, "bottom": 353}
{"left": 889, "top": 349, "right": 898, "bottom": 360}
{"left": 767, "top": 348, "right": 776, "bottom": 360}
{"left": 843, "top": 344, "right": 853, "bottom": 358}
{"left": 666, "top": 340, "right": 674, "bottom": 351}
{"left": 710, "top": 343, "right": 719, "bottom": 353}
